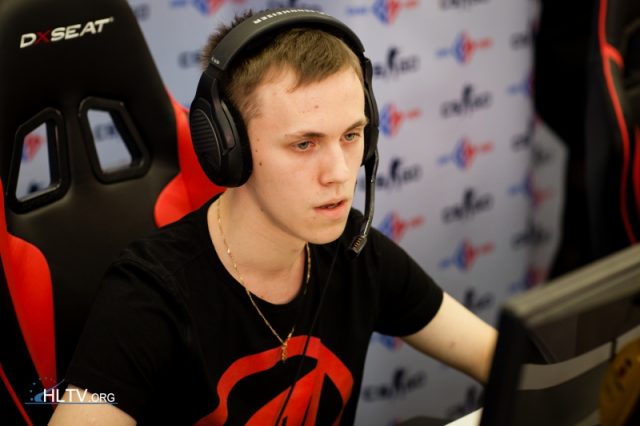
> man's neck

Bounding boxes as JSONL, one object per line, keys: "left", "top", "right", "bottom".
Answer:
{"left": 207, "top": 190, "right": 307, "bottom": 304}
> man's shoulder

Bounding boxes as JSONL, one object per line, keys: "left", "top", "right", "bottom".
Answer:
{"left": 115, "top": 201, "right": 213, "bottom": 277}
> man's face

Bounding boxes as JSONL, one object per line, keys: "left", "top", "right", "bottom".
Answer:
{"left": 243, "top": 67, "right": 367, "bottom": 245}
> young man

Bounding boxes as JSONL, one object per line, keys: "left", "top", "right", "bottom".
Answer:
{"left": 50, "top": 9, "right": 496, "bottom": 426}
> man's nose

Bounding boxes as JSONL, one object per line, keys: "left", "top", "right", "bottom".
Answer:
{"left": 319, "top": 142, "right": 350, "bottom": 185}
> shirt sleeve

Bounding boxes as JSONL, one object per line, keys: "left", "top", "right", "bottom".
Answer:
{"left": 64, "top": 258, "right": 188, "bottom": 421}
{"left": 370, "top": 227, "right": 444, "bottom": 337}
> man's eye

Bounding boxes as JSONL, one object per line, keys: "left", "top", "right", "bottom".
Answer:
{"left": 344, "top": 132, "right": 361, "bottom": 142}
{"left": 296, "top": 141, "right": 312, "bottom": 151}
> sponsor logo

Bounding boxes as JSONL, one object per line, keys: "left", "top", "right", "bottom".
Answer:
{"left": 438, "top": 137, "right": 493, "bottom": 170}
{"left": 19, "top": 17, "right": 114, "bottom": 49}
{"left": 169, "top": 0, "right": 244, "bottom": 16}
{"left": 509, "top": 267, "right": 546, "bottom": 293}
{"left": 442, "top": 188, "right": 493, "bottom": 223}
{"left": 379, "top": 103, "right": 421, "bottom": 137}
{"left": 511, "top": 28, "right": 533, "bottom": 49}
{"left": 511, "top": 118, "right": 535, "bottom": 150}
{"left": 531, "top": 144, "right": 554, "bottom": 167}
{"left": 507, "top": 73, "right": 533, "bottom": 98}
{"left": 346, "top": 0, "right": 419, "bottom": 25}
{"left": 25, "top": 182, "right": 45, "bottom": 196}
{"left": 92, "top": 123, "right": 121, "bottom": 142}
{"left": 377, "top": 211, "right": 424, "bottom": 243}
{"left": 178, "top": 49, "right": 201, "bottom": 68}
{"left": 267, "top": 0, "right": 322, "bottom": 10}
{"left": 462, "top": 288, "right": 494, "bottom": 314}
{"left": 371, "top": 332, "right": 404, "bottom": 351}
{"left": 22, "top": 133, "right": 45, "bottom": 162}
{"left": 440, "top": 0, "right": 490, "bottom": 10}
{"left": 440, "top": 84, "right": 492, "bottom": 118}
{"left": 373, "top": 47, "right": 420, "bottom": 79}
{"left": 436, "top": 31, "right": 493, "bottom": 64}
{"left": 446, "top": 386, "right": 482, "bottom": 419}
{"left": 359, "top": 156, "right": 422, "bottom": 191}
{"left": 131, "top": 3, "right": 151, "bottom": 21}
{"left": 361, "top": 368, "right": 426, "bottom": 401}
{"left": 508, "top": 173, "right": 553, "bottom": 208}
{"left": 512, "top": 219, "right": 551, "bottom": 248}
{"left": 439, "top": 239, "right": 494, "bottom": 271}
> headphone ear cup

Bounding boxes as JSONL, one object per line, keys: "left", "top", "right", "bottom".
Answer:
{"left": 190, "top": 97, "right": 223, "bottom": 183}
{"left": 216, "top": 99, "right": 252, "bottom": 187}
{"left": 189, "top": 93, "right": 252, "bottom": 187}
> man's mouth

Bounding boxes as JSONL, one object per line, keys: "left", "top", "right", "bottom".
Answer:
{"left": 317, "top": 200, "right": 345, "bottom": 209}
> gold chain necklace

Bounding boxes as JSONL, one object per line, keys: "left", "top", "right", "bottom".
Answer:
{"left": 216, "top": 195, "right": 311, "bottom": 362}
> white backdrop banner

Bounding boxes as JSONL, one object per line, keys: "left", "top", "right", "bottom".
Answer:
{"left": 16, "top": 0, "right": 566, "bottom": 423}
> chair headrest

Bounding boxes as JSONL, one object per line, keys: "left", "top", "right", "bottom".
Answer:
{"left": 0, "top": 0, "right": 177, "bottom": 201}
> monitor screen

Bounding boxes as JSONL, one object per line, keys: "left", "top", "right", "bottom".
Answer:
{"left": 480, "top": 244, "right": 640, "bottom": 426}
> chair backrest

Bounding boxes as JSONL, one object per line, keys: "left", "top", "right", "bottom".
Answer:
{"left": 585, "top": 0, "right": 640, "bottom": 258}
{"left": 0, "top": 0, "right": 221, "bottom": 423}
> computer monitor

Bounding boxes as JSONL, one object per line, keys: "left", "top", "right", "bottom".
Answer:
{"left": 480, "top": 244, "right": 640, "bottom": 426}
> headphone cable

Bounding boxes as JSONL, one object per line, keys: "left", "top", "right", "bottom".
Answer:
{"left": 274, "top": 240, "right": 341, "bottom": 425}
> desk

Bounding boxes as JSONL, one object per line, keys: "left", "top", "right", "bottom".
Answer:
{"left": 446, "top": 409, "right": 482, "bottom": 426}
{"left": 398, "top": 409, "right": 481, "bottom": 426}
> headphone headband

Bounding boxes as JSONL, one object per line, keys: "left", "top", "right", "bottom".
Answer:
{"left": 209, "top": 9, "right": 366, "bottom": 71}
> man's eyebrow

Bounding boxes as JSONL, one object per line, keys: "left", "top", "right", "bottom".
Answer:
{"left": 285, "top": 118, "right": 369, "bottom": 139}
{"left": 346, "top": 117, "right": 369, "bottom": 130}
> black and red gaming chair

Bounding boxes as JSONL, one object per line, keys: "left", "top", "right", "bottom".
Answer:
{"left": 0, "top": 0, "right": 221, "bottom": 423}
{"left": 585, "top": 0, "right": 640, "bottom": 258}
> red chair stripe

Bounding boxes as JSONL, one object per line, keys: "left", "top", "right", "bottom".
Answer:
{"left": 155, "top": 94, "right": 223, "bottom": 227}
{"left": 0, "top": 363, "right": 33, "bottom": 425}
{"left": 634, "top": 127, "right": 640, "bottom": 220}
{"left": 0, "top": 180, "right": 57, "bottom": 405}
{"left": 598, "top": 0, "right": 637, "bottom": 244}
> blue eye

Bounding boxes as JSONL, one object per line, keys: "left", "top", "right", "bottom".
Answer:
{"left": 296, "top": 141, "right": 312, "bottom": 151}
{"left": 344, "top": 132, "right": 360, "bottom": 142}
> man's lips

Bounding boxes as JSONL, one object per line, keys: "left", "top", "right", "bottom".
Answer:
{"left": 316, "top": 199, "right": 347, "bottom": 209}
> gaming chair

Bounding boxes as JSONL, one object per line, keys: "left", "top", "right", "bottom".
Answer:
{"left": 585, "top": 0, "right": 640, "bottom": 258}
{"left": 0, "top": 0, "right": 221, "bottom": 423}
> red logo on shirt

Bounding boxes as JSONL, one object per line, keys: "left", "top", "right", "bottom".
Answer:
{"left": 195, "top": 336, "right": 353, "bottom": 425}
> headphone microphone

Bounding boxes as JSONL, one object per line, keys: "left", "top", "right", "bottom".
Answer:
{"left": 347, "top": 150, "right": 378, "bottom": 259}
{"left": 189, "top": 8, "right": 380, "bottom": 257}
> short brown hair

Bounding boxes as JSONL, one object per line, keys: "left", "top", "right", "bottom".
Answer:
{"left": 200, "top": 11, "right": 364, "bottom": 122}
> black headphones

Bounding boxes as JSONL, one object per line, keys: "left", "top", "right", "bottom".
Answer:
{"left": 189, "top": 8, "right": 380, "bottom": 257}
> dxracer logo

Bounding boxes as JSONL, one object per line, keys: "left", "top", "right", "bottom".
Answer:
{"left": 379, "top": 103, "right": 421, "bottom": 137}
{"left": 441, "top": 0, "right": 489, "bottom": 10}
{"left": 436, "top": 31, "right": 493, "bottom": 64}
{"left": 347, "top": 0, "right": 419, "bottom": 25}
{"left": 439, "top": 239, "right": 494, "bottom": 271}
{"left": 170, "top": 0, "right": 244, "bottom": 16}
{"left": 22, "top": 133, "right": 45, "bottom": 162}
{"left": 440, "top": 84, "right": 492, "bottom": 118}
{"left": 442, "top": 188, "right": 493, "bottom": 223}
{"left": 377, "top": 211, "right": 424, "bottom": 243}
{"left": 373, "top": 47, "right": 420, "bottom": 79}
{"left": 358, "top": 156, "right": 422, "bottom": 191}
{"left": 19, "top": 17, "right": 114, "bottom": 49}
{"left": 438, "top": 137, "right": 493, "bottom": 170}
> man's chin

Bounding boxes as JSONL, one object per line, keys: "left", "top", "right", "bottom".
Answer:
{"left": 308, "top": 219, "right": 350, "bottom": 245}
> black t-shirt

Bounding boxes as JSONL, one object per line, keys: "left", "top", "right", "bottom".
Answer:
{"left": 65, "top": 196, "right": 443, "bottom": 425}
